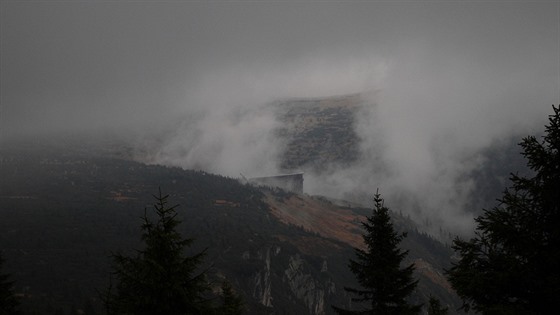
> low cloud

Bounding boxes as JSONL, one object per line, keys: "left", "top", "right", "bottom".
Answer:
{"left": 136, "top": 48, "right": 554, "bottom": 238}
{"left": 304, "top": 46, "right": 555, "bottom": 237}
{"left": 3, "top": 2, "right": 558, "bottom": 237}
{"left": 136, "top": 55, "right": 386, "bottom": 178}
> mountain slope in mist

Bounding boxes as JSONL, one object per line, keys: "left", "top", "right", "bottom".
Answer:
{"left": 271, "top": 92, "right": 529, "bottom": 229}
{"left": 123, "top": 90, "right": 532, "bottom": 239}
{"left": 273, "top": 93, "right": 364, "bottom": 171}
{"left": 0, "top": 145, "right": 464, "bottom": 314}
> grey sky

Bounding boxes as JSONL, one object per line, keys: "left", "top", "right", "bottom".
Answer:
{"left": 2, "top": 1, "right": 557, "bottom": 136}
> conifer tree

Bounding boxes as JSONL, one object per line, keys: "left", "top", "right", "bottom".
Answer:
{"left": 332, "top": 190, "right": 421, "bottom": 315}
{"left": 104, "top": 189, "right": 212, "bottom": 315}
{"left": 427, "top": 296, "right": 448, "bottom": 315}
{"left": 218, "top": 281, "right": 244, "bottom": 315}
{"left": 0, "top": 252, "right": 19, "bottom": 315}
{"left": 447, "top": 105, "right": 560, "bottom": 314}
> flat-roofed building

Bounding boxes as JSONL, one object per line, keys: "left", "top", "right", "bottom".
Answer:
{"left": 249, "top": 172, "right": 304, "bottom": 194}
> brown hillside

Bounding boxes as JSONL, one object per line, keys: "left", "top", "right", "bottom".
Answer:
{"left": 266, "top": 192, "right": 457, "bottom": 298}
{"left": 266, "top": 193, "right": 365, "bottom": 249}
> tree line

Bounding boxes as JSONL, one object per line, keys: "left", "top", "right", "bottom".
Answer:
{"left": 2, "top": 105, "right": 559, "bottom": 314}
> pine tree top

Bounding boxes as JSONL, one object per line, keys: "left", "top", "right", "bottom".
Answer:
{"left": 333, "top": 190, "right": 421, "bottom": 315}
{"left": 104, "top": 189, "right": 212, "bottom": 315}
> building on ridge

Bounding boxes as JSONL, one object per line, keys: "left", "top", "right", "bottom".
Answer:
{"left": 247, "top": 172, "right": 304, "bottom": 194}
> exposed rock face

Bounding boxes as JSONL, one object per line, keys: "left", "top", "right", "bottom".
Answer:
{"left": 252, "top": 247, "right": 274, "bottom": 307}
{"left": 248, "top": 246, "right": 337, "bottom": 315}
{"left": 284, "top": 254, "right": 327, "bottom": 315}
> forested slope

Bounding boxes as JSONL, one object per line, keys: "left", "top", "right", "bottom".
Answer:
{"left": 0, "top": 146, "right": 463, "bottom": 314}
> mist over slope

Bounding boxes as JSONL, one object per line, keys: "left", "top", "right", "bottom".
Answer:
{"left": 131, "top": 91, "right": 534, "bottom": 238}
{"left": 3, "top": 1, "right": 557, "bottom": 238}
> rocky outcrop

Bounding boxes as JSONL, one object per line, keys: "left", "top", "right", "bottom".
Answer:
{"left": 251, "top": 247, "right": 275, "bottom": 307}
{"left": 247, "top": 246, "right": 336, "bottom": 315}
{"left": 284, "top": 254, "right": 335, "bottom": 315}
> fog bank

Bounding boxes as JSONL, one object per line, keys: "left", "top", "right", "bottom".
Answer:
{"left": 2, "top": 1, "right": 558, "bottom": 235}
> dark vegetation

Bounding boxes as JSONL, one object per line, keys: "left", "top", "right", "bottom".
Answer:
{"left": 1, "top": 252, "right": 19, "bottom": 315}
{"left": 0, "top": 143, "right": 456, "bottom": 314}
{"left": 0, "top": 148, "right": 286, "bottom": 314}
{"left": 332, "top": 191, "right": 421, "bottom": 314}
{"left": 4, "top": 102, "right": 554, "bottom": 315}
{"left": 448, "top": 105, "right": 560, "bottom": 314}
{"left": 104, "top": 190, "right": 217, "bottom": 315}
{"left": 428, "top": 296, "right": 449, "bottom": 315}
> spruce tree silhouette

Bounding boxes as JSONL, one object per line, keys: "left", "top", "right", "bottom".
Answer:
{"left": 104, "top": 189, "right": 211, "bottom": 315}
{"left": 332, "top": 190, "right": 421, "bottom": 315}
{"left": 0, "top": 252, "right": 20, "bottom": 315}
{"left": 447, "top": 105, "right": 560, "bottom": 314}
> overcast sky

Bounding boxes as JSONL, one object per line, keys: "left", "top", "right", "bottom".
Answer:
{"left": 2, "top": 1, "right": 559, "bottom": 234}
{"left": 2, "top": 0, "right": 558, "bottom": 137}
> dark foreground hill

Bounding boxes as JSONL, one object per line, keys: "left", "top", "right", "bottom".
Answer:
{"left": 0, "top": 146, "right": 464, "bottom": 314}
